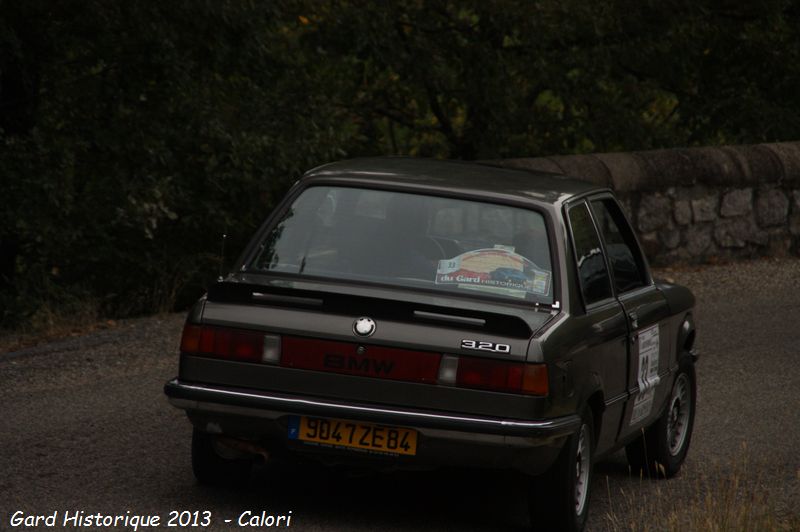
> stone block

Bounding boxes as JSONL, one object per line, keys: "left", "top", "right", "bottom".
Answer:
{"left": 595, "top": 152, "right": 648, "bottom": 193}
{"left": 790, "top": 214, "right": 800, "bottom": 236}
{"left": 547, "top": 154, "right": 611, "bottom": 187}
{"left": 689, "top": 147, "right": 743, "bottom": 186}
{"left": 660, "top": 229, "right": 681, "bottom": 249}
{"left": 767, "top": 230, "right": 792, "bottom": 257}
{"left": 720, "top": 214, "right": 769, "bottom": 247}
{"left": 637, "top": 194, "right": 672, "bottom": 232}
{"left": 755, "top": 188, "right": 789, "bottom": 227}
{"left": 685, "top": 225, "right": 713, "bottom": 255}
{"left": 637, "top": 149, "right": 697, "bottom": 189}
{"left": 668, "top": 244, "right": 694, "bottom": 263}
{"left": 714, "top": 221, "right": 744, "bottom": 248}
{"left": 720, "top": 188, "right": 753, "bottom": 217}
{"left": 722, "top": 145, "right": 781, "bottom": 185}
{"left": 691, "top": 195, "right": 719, "bottom": 223}
{"left": 762, "top": 142, "right": 800, "bottom": 185}
{"left": 750, "top": 229, "right": 769, "bottom": 246}
{"left": 674, "top": 200, "right": 692, "bottom": 225}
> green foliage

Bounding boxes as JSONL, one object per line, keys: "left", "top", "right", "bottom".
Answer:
{"left": 2, "top": 0, "right": 799, "bottom": 326}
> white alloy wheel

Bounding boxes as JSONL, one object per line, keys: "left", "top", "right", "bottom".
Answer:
{"left": 574, "top": 423, "right": 591, "bottom": 516}
{"left": 667, "top": 372, "right": 692, "bottom": 456}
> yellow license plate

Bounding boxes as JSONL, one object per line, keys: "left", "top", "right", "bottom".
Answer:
{"left": 288, "top": 416, "right": 417, "bottom": 456}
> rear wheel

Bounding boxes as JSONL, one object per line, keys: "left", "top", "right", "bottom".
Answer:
{"left": 626, "top": 360, "right": 696, "bottom": 478}
{"left": 529, "top": 408, "right": 594, "bottom": 532}
{"left": 191, "top": 429, "right": 253, "bottom": 485}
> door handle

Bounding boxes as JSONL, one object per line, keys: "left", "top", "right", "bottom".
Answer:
{"left": 629, "top": 311, "right": 639, "bottom": 330}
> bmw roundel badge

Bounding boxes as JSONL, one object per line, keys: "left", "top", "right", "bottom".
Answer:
{"left": 353, "top": 317, "right": 376, "bottom": 337}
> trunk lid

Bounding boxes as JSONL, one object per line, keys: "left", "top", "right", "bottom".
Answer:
{"left": 202, "top": 276, "right": 551, "bottom": 362}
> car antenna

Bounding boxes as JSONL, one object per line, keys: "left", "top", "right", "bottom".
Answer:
{"left": 217, "top": 231, "right": 227, "bottom": 282}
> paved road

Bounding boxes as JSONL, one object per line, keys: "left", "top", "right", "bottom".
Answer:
{"left": 1, "top": 259, "right": 799, "bottom": 531}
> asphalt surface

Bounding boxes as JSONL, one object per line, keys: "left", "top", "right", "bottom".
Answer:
{"left": 1, "top": 258, "right": 799, "bottom": 531}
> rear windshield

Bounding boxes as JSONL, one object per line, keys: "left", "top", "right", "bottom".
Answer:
{"left": 248, "top": 186, "right": 554, "bottom": 303}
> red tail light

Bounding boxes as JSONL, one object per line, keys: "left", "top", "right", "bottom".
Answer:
{"left": 456, "top": 357, "right": 548, "bottom": 396}
{"left": 180, "top": 324, "right": 265, "bottom": 363}
{"left": 180, "top": 324, "right": 202, "bottom": 353}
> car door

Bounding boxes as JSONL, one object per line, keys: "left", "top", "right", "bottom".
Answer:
{"left": 564, "top": 199, "right": 629, "bottom": 455}
{"left": 588, "top": 196, "right": 671, "bottom": 439}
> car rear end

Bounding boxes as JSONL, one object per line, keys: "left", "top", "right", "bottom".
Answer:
{"left": 165, "top": 177, "right": 578, "bottom": 476}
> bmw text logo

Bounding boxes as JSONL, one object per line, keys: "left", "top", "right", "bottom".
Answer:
{"left": 353, "top": 317, "right": 376, "bottom": 337}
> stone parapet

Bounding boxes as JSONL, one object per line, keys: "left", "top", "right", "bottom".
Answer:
{"left": 498, "top": 142, "right": 800, "bottom": 264}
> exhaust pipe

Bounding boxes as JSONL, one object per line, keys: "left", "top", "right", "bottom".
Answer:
{"left": 217, "top": 436, "right": 270, "bottom": 463}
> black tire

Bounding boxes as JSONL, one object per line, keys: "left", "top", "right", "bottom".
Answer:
{"left": 191, "top": 429, "right": 253, "bottom": 486}
{"left": 529, "top": 408, "right": 594, "bottom": 532}
{"left": 625, "top": 360, "right": 696, "bottom": 478}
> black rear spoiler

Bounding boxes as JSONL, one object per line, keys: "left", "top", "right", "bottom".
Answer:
{"left": 207, "top": 281, "right": 534, "bottom": 338}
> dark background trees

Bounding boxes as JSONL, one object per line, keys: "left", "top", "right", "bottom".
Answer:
{"left": 2, "top": 0, "right": 799, "bottom": 328}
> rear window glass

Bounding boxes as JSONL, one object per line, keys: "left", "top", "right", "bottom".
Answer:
{"left": 248, "top": 186, "right": 554, "bottom": 303}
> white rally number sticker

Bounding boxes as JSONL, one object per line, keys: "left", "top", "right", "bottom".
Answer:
{"left": 630, "top": 324, "right": 660, "bottom": 425}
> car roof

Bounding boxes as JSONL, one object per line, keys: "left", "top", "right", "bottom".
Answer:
{"left": 302, "top": 157, "right": 603, "bottom": 205}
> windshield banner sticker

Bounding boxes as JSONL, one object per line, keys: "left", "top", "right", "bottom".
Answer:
{"left": 630, "top": 324, "right": 661, "bottom": 425}
{"left": 435, "top": 248, "right": 551, "bottom": 296}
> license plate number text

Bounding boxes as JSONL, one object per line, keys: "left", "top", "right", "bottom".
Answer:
{"left": 289, "top": 416, "right": 417, "bottom": 456}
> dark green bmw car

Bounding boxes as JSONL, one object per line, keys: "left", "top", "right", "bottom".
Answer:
{"left": 165, "top": 158, "right": 697, "bottom": 531}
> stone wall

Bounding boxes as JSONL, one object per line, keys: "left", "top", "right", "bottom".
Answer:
{"left": 497, "top": 142, "right": 800, "bottom": 265}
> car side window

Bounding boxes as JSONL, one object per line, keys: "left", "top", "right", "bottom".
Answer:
{"left": 590, "top": 198, "right": 649, "bottom": 293}
{"left": 567, "top": 202, "right": 612, "bottom": 305}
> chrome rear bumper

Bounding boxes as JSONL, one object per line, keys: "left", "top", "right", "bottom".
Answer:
{"left": 165, "top": 378, "right": 579, "bottom": 440}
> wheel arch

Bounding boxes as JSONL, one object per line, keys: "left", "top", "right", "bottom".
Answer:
{"left": 586, "top": 390, "right": 604, "bottom": 445}
{"left": 579, "top": 374, "right": 605, "bottom": 446}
